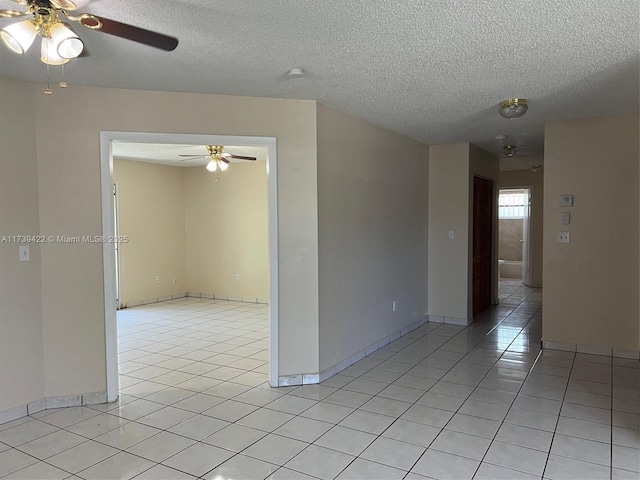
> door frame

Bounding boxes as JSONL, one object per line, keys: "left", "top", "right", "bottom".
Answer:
{"left": 100, "top": 131, "right": 279, "bottom": 402}
{"left": 497, "top": 186, "right": 534, "bottom": 288}
{"left": 471, "top": 175, "right": 495, "bottom": 318}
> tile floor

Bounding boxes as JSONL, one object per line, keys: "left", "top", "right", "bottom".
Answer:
{"left": 1, "top": 282, "right": 638, "bottom": 479}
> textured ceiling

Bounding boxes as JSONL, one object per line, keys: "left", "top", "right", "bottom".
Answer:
{"left": 1, "top": 0, "right": 638, "bottom": 164}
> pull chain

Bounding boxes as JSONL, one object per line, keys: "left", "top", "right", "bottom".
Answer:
{"left": 44, "top": 63, "right": 53, "bottom": 95}
{"left": 59, "top": 63, "right": 68, "bottom": 88}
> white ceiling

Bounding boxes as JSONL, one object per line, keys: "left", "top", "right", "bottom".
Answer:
{"left": 1, "top": 0, "right": 638, "bottom": 166}
{"left": 112, "top": 143, "right": 266, "bottom": 167}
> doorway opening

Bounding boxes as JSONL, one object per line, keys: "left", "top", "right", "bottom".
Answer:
{"left": 498, "top": 188, "right": 532, "bottom": 287}
{"left": 100, "top": 132, "right": 279, "bottom": 402}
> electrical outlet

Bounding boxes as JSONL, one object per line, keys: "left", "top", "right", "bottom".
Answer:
{"left": 235, "top": 274, "right": 240, "bottom": 282}
{"left": 392, "top": 300, "right": 397, "bottom": 312}
{"left": 448, "top": 230, "right": 455, "bottom": 239}
{"left": 172, "top": 278, "right": 177, "bottom": 285}
{"left": 155, "top": 276, "right": 160, "bottom": 283}
{"left": 557, "top": 232, "right": 570, "bottom": 243}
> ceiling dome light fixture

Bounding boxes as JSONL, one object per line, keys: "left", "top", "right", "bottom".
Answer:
{"left": 498, "top": 98, "right": 528, "bottom": 119}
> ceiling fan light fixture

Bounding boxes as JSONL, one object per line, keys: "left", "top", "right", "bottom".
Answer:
{"left": 502, "top": 145, "right": 518, "bottom": 157}
{"left": 49, "top": 0, "right": 92, "bottom": 11}
{"left": 499, "top": 98, "right": 528, "bottom": 119}
{"left": 206, "top": 159, "right": 218, "bottom": 172}
{"left": 218, "top": 160, "right": 229, "bottom": 171}
{"left": 1, "top": 19, "right": 37, "bottom": 54}
{"left": 41, "top": 35, "right": 69, "bottom": 65}
{"left": 50, "top": 22, "right": 83, "bottom": 58}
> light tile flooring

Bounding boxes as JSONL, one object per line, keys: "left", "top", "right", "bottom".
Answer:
{"left": 1, "top": 282, "right": 638, "bottom": 479}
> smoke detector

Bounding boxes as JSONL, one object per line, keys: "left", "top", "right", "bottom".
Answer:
{"left": 287, "top": 68, "right": 305, "bottom": 78}
{"left": 498, "top": 98, "right": 528, "bottom": 119}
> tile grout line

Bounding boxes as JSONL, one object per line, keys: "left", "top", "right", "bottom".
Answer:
{"left": 540, "top": 348, "right": 577, "bottom": 479}
{"left": 356, "top": 285, "right": 543, "bottom": 477}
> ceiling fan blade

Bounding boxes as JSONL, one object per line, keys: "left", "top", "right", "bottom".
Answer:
{"left": 220, "top": 158, "right": 230, "bottom": 164}
{"left": 179, "top": 155, "right": 208, "bottom": 159}
{"left": 225, "top": 154, "right": 257, "bottom": 161}
{"left": 80, "top": 15, "right": 178, "bottom": 51}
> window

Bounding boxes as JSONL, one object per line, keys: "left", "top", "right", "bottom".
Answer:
{"left": 499, "top": 191, "right": 526, "bottom": 219}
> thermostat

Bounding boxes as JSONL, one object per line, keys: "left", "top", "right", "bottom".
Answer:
{"left": 559, "top": 195, "right": 573, "bottom": 207}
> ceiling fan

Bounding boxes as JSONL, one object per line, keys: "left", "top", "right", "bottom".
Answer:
{"left": 0, "top": 0, "right": 178, "bottom": 66}
{"left": 494, "top": 134, "right": 534, "bottom": 158}
{"left": 180, "top": 145, "right": 257, "bottom": 173}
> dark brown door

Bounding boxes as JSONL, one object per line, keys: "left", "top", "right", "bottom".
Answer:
{"left": 473, "top": 176, "right": 493, "bottom": 317}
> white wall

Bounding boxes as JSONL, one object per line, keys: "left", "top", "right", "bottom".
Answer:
{"left": 427, "top": 143, "right": 499, "bottom": 321}
{"left": 113, "top": 159, "right": 187, "bottom": 306}
{"left": 113, "top": 158, "right": 268, "bottom": 306}
{"left": 30, "top": 84, "right": 319, "bottom": 398}
{"left": 316, "top": 104, "right": 429, "bottom": 371}
{"left": 185, "top": 160, "right": 268, "bottom": 301}
{"left": 0, "top": 76, "right": 44, "bottom": 415}
{"left": 543, "top": 113, "right": 639, "bottom": 351}
{"left": 428, "top": 143, "right": 471, "bottom": 320}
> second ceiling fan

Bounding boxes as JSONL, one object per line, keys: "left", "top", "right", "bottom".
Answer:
{"left": 180, "top": 145, "right": 257, "bottom": 173}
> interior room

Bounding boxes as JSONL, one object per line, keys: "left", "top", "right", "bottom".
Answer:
{"left": 0, "top": 1, "right": 638, "bottom": 479}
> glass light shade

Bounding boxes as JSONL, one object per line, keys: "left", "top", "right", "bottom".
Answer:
{"left": 49, "top": 0, "right": 92, "bottom": 11}
{"left": 498, "top": 99, "right": 528, "bottom": 119}
{"left": 206, "top": 160, "right": 218, "bottom": 172}
{"left": 49, "top": 23, "right": 83, "bottom": 58}
{"left": 1, "top": 20, "right": 38, "bottom": 54}
{"left": 41, "top": 36, "right": 69, "bottom": 65}
{"left": 218, "top": 160, "right": 229, "bottom": 171}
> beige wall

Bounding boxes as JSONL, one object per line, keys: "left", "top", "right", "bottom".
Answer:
{"left": 543, "top": 114, "right": 639, "bottom": 351}
{"left": 428, "top": 143, "right": 470, "bottom": 320}
{"left": 113, "top": 159, "right": 187, "bottom": 306}
{"left": 499, "top": 168, "right": 544, "bottom": 287}
{"left": 316, "top": 104, "right": 429, "bottom": 371}
{"left": 113, "top": 158, "right": 268, "bottom": 306}
{"left": 185, "top": 160, "right": 268, "bottom": 300}
{"left": 30, "top": 83, "right": 319, "bottom": 396}
{"left": 0, "top": 76, "right": 44, "bottom": 413}
{"left": 427, "top": 144, "right": 499, "bottom": 321}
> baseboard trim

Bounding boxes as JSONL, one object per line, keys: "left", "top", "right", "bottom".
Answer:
{"left": 427, "top": 315, "right": 473, "bottom": 326}
{"left": 0, "top": 391, "right": 108, "bottom": 426}
{"left": 278, "top": 316, "right": 430, "bottom": 387}
{"left": 187, "top": 292, "right": 268, "bottom": 304}
{"left": 124, "top": 292, "right": 268, "bottom": 309}
{"left": 542, "top": 340, "right": 640, "bottom": 360}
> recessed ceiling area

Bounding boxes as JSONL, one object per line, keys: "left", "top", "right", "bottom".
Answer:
{"left": 1, "top": 0, "right": 637, "bottom": 164}
{"left": 112, "top": 143, "right": 267, "bottom": 168}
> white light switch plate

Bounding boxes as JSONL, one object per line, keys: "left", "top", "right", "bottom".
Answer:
{"left": 561, "top": 212, "right": 570, "bottom": 225}
{"left": 448, "top": 230, "right": 454, "bottom": 239}
{"left": 19, "top": 245, "right": 30, "bottom": 262}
